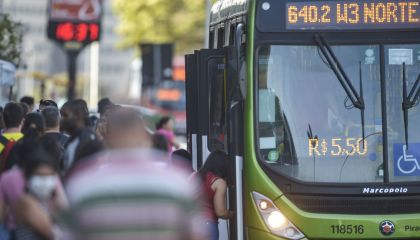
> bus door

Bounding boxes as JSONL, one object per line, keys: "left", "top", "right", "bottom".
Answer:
{"left": 185, "top": 53, "right": 199, "bottom": 170}
{"left": 224, "top": 45, "right": 245, "bottom": 240}
{"left": 185, "top": 49, "right": 226, "bottom": 170}
{"left": 186, "top": 48, "right": 232, "bottom": 240}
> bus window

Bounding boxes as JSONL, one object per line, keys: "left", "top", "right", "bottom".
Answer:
{"left": 208, "top": 59, "right": 226, "bottom": 151}
{"left": 385, "top": 44, "right": 420, "bottom": 183}
{"left": 257, "top": 44, "right": 382, "bottom": 183}
{"left": 209, "top": 30, "right": 214, "bottom": 49}
{"left": 229, "top": 24, "right": 235, "bottom": 45}
{"left": 217, "top": 27, "right": 225, "bottom": 49}
{"left": 258, "top": 51, "right": 297, "bottom": 166}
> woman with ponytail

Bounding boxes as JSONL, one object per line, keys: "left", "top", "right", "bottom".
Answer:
{"left": 155, "top": 116, "right": 180, "bottom": 152}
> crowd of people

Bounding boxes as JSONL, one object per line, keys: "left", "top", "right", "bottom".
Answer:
{"left": 0, "top": 96, "right": 232, "bottom": 240}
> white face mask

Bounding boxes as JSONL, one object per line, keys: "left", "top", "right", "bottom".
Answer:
{"left": 28, "top": 175, "right": 57, "bottom": 200}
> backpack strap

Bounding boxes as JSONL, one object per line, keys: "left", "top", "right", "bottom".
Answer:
{"left": 0, "top": 135, "right": 9, "bottom": 149}
{"left": 0, "top": 136, "right": 13, "bottom": 173}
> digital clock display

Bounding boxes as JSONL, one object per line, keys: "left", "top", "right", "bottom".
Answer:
{"left": 286, "top": 0, "right": 420, "bottom": 30}
{"left": 48, "top": 22, "right": 100, "bottom": 44}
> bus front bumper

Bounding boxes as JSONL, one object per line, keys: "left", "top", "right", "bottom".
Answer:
{"left": 247, "top": 227, "right": 308, "bottom": 240}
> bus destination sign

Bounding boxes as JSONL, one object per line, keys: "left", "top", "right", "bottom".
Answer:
{"left": 286, "top": 0, "right": 420, "bottom": 30}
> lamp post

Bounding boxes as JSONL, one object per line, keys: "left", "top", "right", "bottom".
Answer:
{"left": 204, "top": 0, "right": 211, "bottom": 48}
{"left": 89, "top": 42, "right": 99, "bottom": 109}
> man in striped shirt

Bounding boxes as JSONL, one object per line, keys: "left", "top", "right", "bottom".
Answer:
{"left": 61, "top": 150, "right": 209, "bottom": 240}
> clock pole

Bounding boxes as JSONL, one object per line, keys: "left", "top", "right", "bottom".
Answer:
{"left": 66, "top": 51, "right": 79, "bottom": 101}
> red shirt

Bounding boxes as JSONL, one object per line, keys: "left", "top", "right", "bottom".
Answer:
{"left": 202, "top": 172, "right": 220, "bottom": 222}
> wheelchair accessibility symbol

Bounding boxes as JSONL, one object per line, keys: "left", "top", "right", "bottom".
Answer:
{"left": 394, "top": 144, "right": 420, "bottom": 176}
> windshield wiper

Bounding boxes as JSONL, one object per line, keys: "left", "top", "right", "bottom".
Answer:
{"left": 314, "top": 35, "right": 366, "bottom": 141}
{"left": 401, "top": 62, "right": 420, "bottom": 148}
{"left": 307, "top": 123, "right": 318, "bottom": 143}
{"left": 358, "top": 61, "right": 365, "bottom": 148}
{"left": 307, "top": 124, "right": 318, "bottom": 181}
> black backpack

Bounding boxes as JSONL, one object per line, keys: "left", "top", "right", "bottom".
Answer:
{"left": 0, "top": 135, "right": 17, "bottom": 173}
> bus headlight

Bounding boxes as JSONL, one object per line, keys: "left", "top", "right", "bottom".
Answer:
{"left": 267, "top": 211, "right": 286, "bottom": 228}
{"left": 252, "top": 192, "right": 305, "bottom": 240}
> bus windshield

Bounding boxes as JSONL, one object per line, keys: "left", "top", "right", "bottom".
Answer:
{"left": 257, "top": 44, "right": 420, "bottom": 183}
{"left": 258, "top": 44, "right": 383, "bottom": 183}
{"left": 385, "top": 44, "right": 420, "bottom": 182}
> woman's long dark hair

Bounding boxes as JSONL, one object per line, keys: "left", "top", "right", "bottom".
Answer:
{"left": 0, "top": 107, "right": 5, "bottom": 130}
{"left": 155, "top": 116, "right": 171, "bottom": 130}
{"left": 21, "top": 112, "right": 45, "bottom": 136}
{"left": 152, "top": 133, "right": 169, "bottom": 152}
{"left": 12, "top": 115, "right": 45, "bottom": 169}
{"left": 198, "top": 150, "right": 229, "bottom": 181}
{"left": 61, "top": 99, "right": 91, "bottom": 127}
{"left": 20, "top": 137, "right": 58, "bottom": 179}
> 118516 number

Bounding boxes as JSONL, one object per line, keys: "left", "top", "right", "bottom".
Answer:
{"left": 331, "top": 224, "right": 364, "bottom": 234}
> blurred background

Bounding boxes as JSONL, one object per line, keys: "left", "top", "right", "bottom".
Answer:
{"left": 0, "top": 0, "right": 216, "bottom": 135}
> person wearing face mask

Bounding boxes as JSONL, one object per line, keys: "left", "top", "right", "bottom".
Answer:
{"left": 14, "top": 137, "right": 67, "bottom": 240}
{"left": 0, "top": 116, "right": 46, "bottom": 239}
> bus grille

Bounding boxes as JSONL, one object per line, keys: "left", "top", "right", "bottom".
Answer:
{"left": 285, "top": 194, "right": 420, "bottom": 214}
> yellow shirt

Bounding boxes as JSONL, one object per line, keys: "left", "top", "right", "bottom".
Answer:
{"left": 0, "top": 132, "right": 24, "bottom": 152}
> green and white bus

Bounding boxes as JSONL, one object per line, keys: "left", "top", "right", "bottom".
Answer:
{"left": 185, "top": 0, "right": 420, "bottom": 239}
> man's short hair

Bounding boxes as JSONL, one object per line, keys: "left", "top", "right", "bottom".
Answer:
{"left": 61, "top": 99, "right": 90, "bottom": 126}
{"left": 20, "top": 96, "right": 35, "bottom": 107}
{"left": 107, "top": 108, "right": 143, "bottom": 132}
{"left": 98, "top": 98, "right": 113, "bottom": 115}
{"left": 3, "top": 102, "right": 24, "bottom": 129}
{"left": 20, "top": 102, "right": 29, "bottom": 115}
{"left": 39, "top": 99, "right": 58, "bottom": 109}
{"left": 41, "top": 106, "right": 60, "bottom": 129}
{"left": 62, "top": 99, "right": 89, "bottom": 115}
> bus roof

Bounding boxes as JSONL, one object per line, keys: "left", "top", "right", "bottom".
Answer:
{"left": 210, "top": 0, "right": 248, "bottom": 26}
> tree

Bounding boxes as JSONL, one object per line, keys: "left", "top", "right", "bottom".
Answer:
{"left": 0, "top": 14, "right": 23, "bottom": 66}
{"left": 112, "top": 0, "right": 207, "bottom": 54}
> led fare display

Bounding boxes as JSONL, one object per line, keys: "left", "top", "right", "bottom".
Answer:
{"left": 286, "top": 0, "right": 420, "bottom": 30}
{"left": 309, "top": 138, "right": 368, "bottom": 157}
